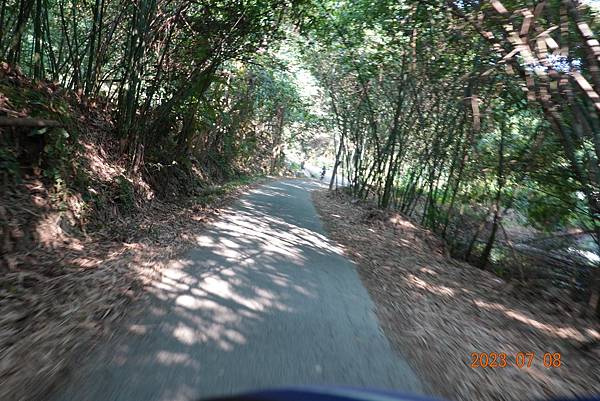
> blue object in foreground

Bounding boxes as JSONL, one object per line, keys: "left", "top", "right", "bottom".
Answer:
{"left": 207, "top": 387, "right": 442, "bottom": 401}
{"left": 206, "top": 387, "right": 600, "bottom": 401}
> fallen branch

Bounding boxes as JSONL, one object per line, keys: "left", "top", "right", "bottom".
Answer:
{"left": 0, "top": 117, "right": 62, "bottom": 127}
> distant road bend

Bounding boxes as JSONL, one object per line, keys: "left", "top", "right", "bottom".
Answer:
{"left": 54, "top": 179, "right": 423, "bottom": 401}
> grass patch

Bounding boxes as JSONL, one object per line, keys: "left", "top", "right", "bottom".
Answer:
{"left": 195, "top": 175, "right": 265, "bottom": 207}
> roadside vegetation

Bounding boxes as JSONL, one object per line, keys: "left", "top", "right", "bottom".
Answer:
{"left": 303, "top": 1, "right": 600, "bottom": 320}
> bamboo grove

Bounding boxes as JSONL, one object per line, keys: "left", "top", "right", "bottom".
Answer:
{"left": 0, "top": 0, "right": 311, "bottom": 176}
{"left": 303, "top": 0, "right": 600, "bottom": 315}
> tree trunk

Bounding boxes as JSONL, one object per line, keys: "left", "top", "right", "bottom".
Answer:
{"left": 479, "top": 120, "right": 506, "bottom": 269}
{"left": 329, "top": 127, "right": 345, "bottom": 190}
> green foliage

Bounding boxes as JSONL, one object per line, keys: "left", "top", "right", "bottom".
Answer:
{"left": 525, "top": 192, "right": 576, "bottom": 231}
{"left": 0, "top": 0, "right": 312, "bottom": 185}
{"left": 116, "top": 175, "right": 135, "bottom": 213}
{"left": 0, "top": 83, "right": 73, "bottom": 123}
{"left": 288, "top": 161, "right": 301, "bottom": 171}
{"left": 0, "top": 147, "right": 19, "bottom": 182}
{"left": 296, "top": 0, "right": 600, "bottom": 295}
{"left": 195, "top": 175, "right": 260, "bottom": 206}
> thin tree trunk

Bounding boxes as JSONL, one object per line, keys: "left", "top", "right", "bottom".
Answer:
{"left": 478, "top": 121, "right": 506, "bottom": 269}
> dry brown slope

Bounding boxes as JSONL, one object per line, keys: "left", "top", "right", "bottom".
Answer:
{"left": 312, "top": 189, "right": 600, "bottom": 401}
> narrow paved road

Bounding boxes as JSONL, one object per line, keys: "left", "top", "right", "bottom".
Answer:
{"left": 54, "top": 180, "right": 423, "bottom": 401}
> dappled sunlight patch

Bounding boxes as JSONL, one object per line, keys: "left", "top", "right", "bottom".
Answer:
{"left": 278, "top": 181, "right": 308, "bottom": 190}
{"left": 201, "top": 204, "right": 344, "bottom": 266}
{"left": 155, "top": 350, "right": 198, "bottom": 368}
{"left": 261, "top": 240, "right": 301, "bottom": 259}
{"left": 586, "top": 328, "right": 600, "bottom": 340}
{"left": 195, "top": 234, "right": 215, "bottom": 246}
{"left": 292, "top": 284, "right": 315, "bottom": 297}
{"left": 167, "top": 305, "right": 250, "bottom": 351}
{"left": 175, "top": 294, "right": 201, "bottom": 310}
{"left": 35, "top": 212, "right": 66, "bottom": 247}
{"left": 173, "top": 323, "right": 196, "bottom": 345}
{"left": 128, "top": 324, "right": 148, "bottom": 335}
{"left": 72, "top": 257, "right": 101, "bottom": 269}
{"left": 158, "top": 257, "right": 294, "bottom": 336}
{"left": 202, "top": 276, "right": 233, "bottom": 298}
{"left": 418, "top": 266, "right": 438, "bottom": 276}
{"left": 65, "top": 239, "right": 84, "bottom": 251}
{"left": 216, "top": 246, "right": 244, "bottom": 259}
{"left": 272, "top": 276, "right": 290, "bottom": 287}
{"left": 247, "top": 188, "right": 290, "bottom": 198}
{"left": 220, "top": 238, "right": 241, "bottom": 249}
{"left": 80, "top": 142, "right": 124, "bottom": 183}
{"left": 159, "top": 277, "right": 190, "bottom": 292}
{"left": 474, "top": 300, "right": 587, "bottom": 341}
{"left": 223, "top": 329, "right": 246, "bottom": 345}
{"left": 197, "top": 274, "right": 291, "bottom": 313}
{"left": 405, "top": 273, "right": 455, "bottom": 297}
{"left": 219, "top": 268, "right": 237, "bottom": 277}
{"left": 211, "top": 216, "right": 306, "bottom": 263}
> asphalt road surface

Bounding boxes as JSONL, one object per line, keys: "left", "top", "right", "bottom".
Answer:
{"left": 53, "top": 179, "right": 423, "bottom": 401}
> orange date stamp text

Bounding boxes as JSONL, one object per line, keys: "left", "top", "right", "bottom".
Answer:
{"left": 469, "top": 352, "right": 561, "bottom": 368}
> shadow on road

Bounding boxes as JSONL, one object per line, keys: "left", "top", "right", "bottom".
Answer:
{"left": 54, "top": 180, "right": 422, "bottom": 401}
